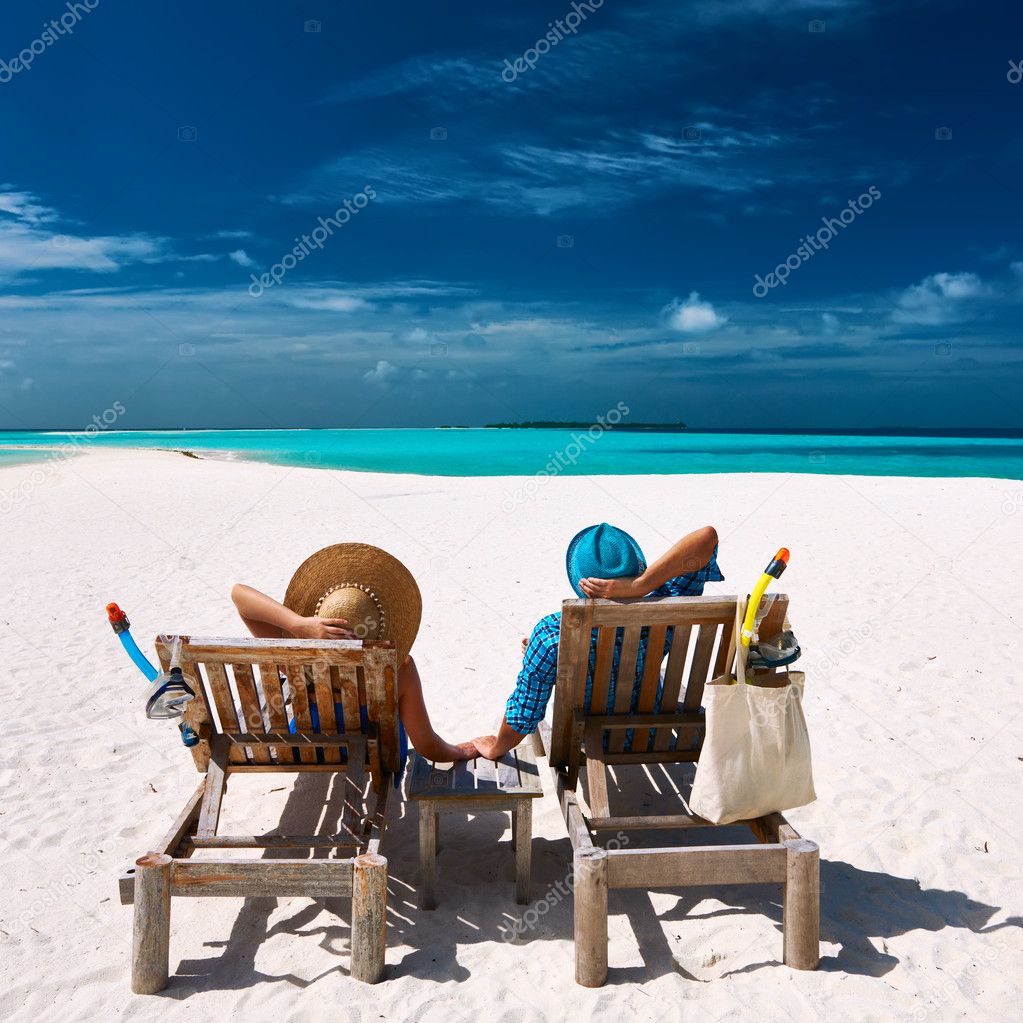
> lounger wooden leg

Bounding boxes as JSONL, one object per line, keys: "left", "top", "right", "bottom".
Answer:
{"left": 131, "top": 853, "right": 172, "bottom": 994}
{"left": 573, "top": 847, "right": 608, "bottom": 987}
{"left": 783, "top": 839, "right": 820, "bottom": 970}
{"left": 418, "top": 800, "right": 437, "bottom": 910}
{"left": 514, "top": 800, "right": 532, "bottom": 905}
{"left": 351, "top": 853, "right": 387, "bottom": 983}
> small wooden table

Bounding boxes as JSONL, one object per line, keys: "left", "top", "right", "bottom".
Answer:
{"left": 409, "top": 745, "right": 543, "bottom": 908}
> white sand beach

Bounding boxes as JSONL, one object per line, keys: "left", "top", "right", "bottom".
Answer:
{"left": 1, "top": 447, "right": 1021, "bottom": 1022}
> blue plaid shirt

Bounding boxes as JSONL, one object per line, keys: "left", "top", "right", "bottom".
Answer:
{"left": 505, "top": 548, "right": 724, "bottom": 734}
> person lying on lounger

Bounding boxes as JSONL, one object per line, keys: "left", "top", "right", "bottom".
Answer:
{"left": 467, "top": 523, "right": 722, "bottom": 760}
{"left": 232, "top": 543, "right": 477, "bottom": 762}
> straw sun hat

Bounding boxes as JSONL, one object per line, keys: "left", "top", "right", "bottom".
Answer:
{"left": 283, "top": 543, "right": 422, "bottom": 660}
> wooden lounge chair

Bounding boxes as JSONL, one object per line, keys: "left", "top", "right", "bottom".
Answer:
{"left": 118, "top": 636, "right": 399, "bottom": 993}
{"left": 539, "top": 593, "right": 819, "bottom": 986}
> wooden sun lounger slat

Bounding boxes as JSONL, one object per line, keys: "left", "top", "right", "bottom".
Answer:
{"left": 200, "top": 662, "right": 248, "bottom": 765}
{"left": 587, "top": 596, "right": 738, "bottom": 624}
{"left": 588, "top": 626, "right": 616, "bottom": 716}
{"left": 602, "top": 749, "right": 700, "bottom": 765}
{"left": 219, "top": 731, "right": 362, "bottom": 747}
{"left": 625, "top": 623, "right": 668, "bottom": 755}
{"left": 682, "top": 622, "right": 719, "bottom": 713}
{"left": 577, "top": 711, "right": 704, "bottom": 729}
{"left": 712, "top": 613, "right": 736, "bottom": 677}
{"left": 232, "top": 663, "right": 271, "bottom": 764}
{"left": 285, "top": 663, "right": 316, "bottom": 764}
{"left": 608, "top": 625, "right": 642, "bottom": 753}
{"left": 258, "top": 661, "right": 294, "bottom": 766}
{"left": 652, "top": 624, "right": 692, "bottom": 750}
{"left": 196, "top": 736, "right": 229, "bottom": 839}
{"left": 335, "top": 663, "right": 362, "bottom": 740}
{"left": 310, "top": 661, "right": 341, "bottom": 764}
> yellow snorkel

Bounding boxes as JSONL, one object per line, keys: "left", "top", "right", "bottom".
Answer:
{"left": 741, "top": 547, "right": 790, "bottom": 649}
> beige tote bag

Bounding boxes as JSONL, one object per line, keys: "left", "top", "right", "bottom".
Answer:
{"left": 689, "top": 598, "right": 816, "bottom": 825}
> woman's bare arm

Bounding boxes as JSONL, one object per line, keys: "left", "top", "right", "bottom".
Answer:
{"left": 231, "top": 583, "right": 354, "bottom": 640}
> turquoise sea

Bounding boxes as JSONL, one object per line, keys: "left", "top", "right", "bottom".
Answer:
{"left": 1, "top": 429, "right": 1021, "bottom": 479}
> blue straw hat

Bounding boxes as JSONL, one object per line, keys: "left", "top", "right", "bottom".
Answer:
{"left": 566, "top": 523, "right": 647, "bottom": 598}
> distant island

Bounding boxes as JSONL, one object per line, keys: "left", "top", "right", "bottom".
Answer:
{"left": 484, "top": 421, "right": 688, "bottom": 431}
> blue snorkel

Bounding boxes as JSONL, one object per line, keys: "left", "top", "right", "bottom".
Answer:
{"left": 107, "top": 603, "right": 199, "bottom": 747}
{"left": 107, "top": 602, "right": 159, "bottom": 681}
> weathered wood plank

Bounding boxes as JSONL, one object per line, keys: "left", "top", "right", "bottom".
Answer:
{"left": 200, "top": 662, "right": 248, "bottom": 765}
{"left": 170, "top": 858, "right": 354, "bottom": 898}
{"left": 362, "top": 646, "right": 400, "bottom": 774}
{"left": 588, "top": 813, "right": 747, "bottom": 831}
{"left": 185, "top": 833, "right": 361, "bottom": 849}
{"left": 653, "top": 624, "right": 692, "bottom": 751}
{"left": 285, "top": 663, "right": 316, "bottom": 764}
{"left": 606, "top": 844, "right": 788, "bottom": 889}
{"left": 682, "top": 623, "right": 719, "bottom": 712}
{"left": 579, "top": 711, "right": 704, "bottom": 729}
{"left": 257, "top": 661, "right": 294, "bottom": 766}
{"left": 196, "top": 736, "right": 229, "bottom": 840}
{"left": 550, "top": 602, "right": 593, "bottom": 770}
{"left": 309, "top": 661, "right": 341, "bottom": 765}
{"left": 584, "top": 723, "right": 611, "bottom": 819}
{"left": 608, "top": 625, "right": 642, "bottom": 754}
{"left": 219, "top": 731, "right": 360, "bottom": 747}
{"left": 602, "top": 749, "right": 700, "bottom": 765}
{"left": 583, "top": 596, "right": 737, "bottom": 625}
{"left": 334, "top": 664, "right": 361, "bottom": 738}
{"left": 588, "top": 626, "right": 616, "bottom": 716}
{"left": 232, "top": 663, "right": 270, "bottom": 764}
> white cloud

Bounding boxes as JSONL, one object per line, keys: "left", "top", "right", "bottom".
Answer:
{"left": 228, "top": 249, "right": 255, "bottom": 268}
{"left": 285, "top": 291, "right": 369, "bottom": 313}
{"left": 0, "top": 189, "right": 216, "bottom": 275}
{"left": 664, "top": 292, "right": 727, "bottom": 333}
{"left": 821, "top": 312, "right": 840, "bottom": 335}
{"left": 892, "top": 271, "right": 988, "bottom": 325}
{"left": 208, "top": 229, "right": 254, "bottom": 240}
{"left": 0, "top": 190, "right": 59, "bottom": 224}
{"left": 363, "top": 360, "right": 400, "bottom": 386}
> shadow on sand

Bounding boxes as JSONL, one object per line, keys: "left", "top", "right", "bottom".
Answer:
{"left": 156, "top": 762, "right": 1021, "bottom": 995}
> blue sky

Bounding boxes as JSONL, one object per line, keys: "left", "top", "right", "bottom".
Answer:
{"left": 0, "top": 0, "right": 1020, "bottom": 429}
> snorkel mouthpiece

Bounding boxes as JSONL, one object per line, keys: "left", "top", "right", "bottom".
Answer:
{"left": 107, "top": 602, "right": 130, "bottom": 635}
{"left": 765, "top": 547, "right": 789, "bottom": 579}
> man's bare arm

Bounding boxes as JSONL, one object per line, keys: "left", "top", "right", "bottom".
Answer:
{"left": 578, "top": 525, "right": 718, "bottom": 599}
{"left": 472, "top": 716, "right": 527, "bottom": 761}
